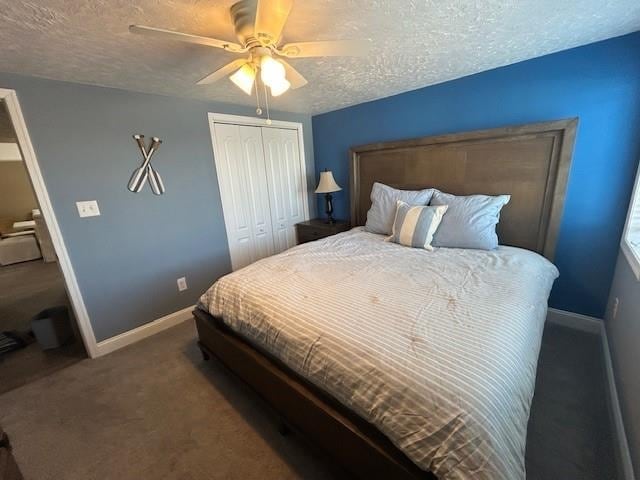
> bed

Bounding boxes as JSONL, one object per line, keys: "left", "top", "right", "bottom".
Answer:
{"left": 194, "top": 119, "right": 578, "bottom": 479}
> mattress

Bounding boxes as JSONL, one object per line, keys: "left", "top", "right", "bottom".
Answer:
{"left": 199, "top": 228, "right": 559, "bottom": 480}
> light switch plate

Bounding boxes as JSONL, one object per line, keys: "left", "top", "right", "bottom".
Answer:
{"left": 76, "top": 200, "right": 100, "bottom": 218}
{"left": 177, "top": 277, "right": 188, "bottom": 291}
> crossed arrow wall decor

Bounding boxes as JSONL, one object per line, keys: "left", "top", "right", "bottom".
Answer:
{"left": 127, "top": 134, "right": 166, "bottom": 195}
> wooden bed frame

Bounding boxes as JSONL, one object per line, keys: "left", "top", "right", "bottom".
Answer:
{"left": 195, "top": 119, "right": 578, "bottom": 478}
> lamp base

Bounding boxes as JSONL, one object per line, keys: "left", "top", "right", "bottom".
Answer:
{"left": 324, "top": 193, "right": 335, "bottom": 224}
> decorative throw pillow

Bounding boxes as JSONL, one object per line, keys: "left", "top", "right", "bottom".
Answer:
{"left": 365, "top": 182, "right": 435, "bottom": 235}
{"left": 387, "top": 201, "right": 448, "bottom": 250}
{"left": 430, "top": 191, "right": 510, "bottom": 250}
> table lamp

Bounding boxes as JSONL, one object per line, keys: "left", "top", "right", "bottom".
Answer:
{"left": 315, "top": 169, "right": 341, "bottom": 224}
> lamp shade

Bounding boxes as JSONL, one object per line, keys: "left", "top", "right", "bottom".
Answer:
{"left": 230, "top": 64, "right": 256, "bottom": 95}
{"left": 260, "top": 56, "right": 286, "bottom": 87}
{"left": 270, "top": 77, "right": 291, "bottom": 97}
{"left": 315, "top": 170, "right": 341, "bottom": 194}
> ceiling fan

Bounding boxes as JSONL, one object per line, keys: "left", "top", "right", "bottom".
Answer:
{"left": 129, "top": 0, "right": 370, "bottom": 99}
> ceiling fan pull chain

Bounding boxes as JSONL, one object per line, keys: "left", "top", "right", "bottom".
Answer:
{"left": 255, "top": 75, "right": 263, "bottom": 116}
{"left": 263, "top": 82, "right": 272, "bottom": 125}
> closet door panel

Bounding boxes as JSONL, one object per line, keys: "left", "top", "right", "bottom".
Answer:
{"left": 213, "top": 123, "right": 254, "bottom": 270}
{"left": 262, "top": 132, "right": 288, "bottom": 252}
{"left": 213, "top": 124, "right": 274, "bottom": 270}
{"left": 282, "top": 132, "right": 305, "bottom": 224}
{"left": 239, "top": 125, "right": 275, "bottom": 262}
{"left": 262, "top": 128, "right": 307, "bottom": 253}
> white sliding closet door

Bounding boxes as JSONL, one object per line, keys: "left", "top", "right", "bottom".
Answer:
{"left": 212, "top": 123, "right": 275, "bottom": 270}
{"left": 262, "top": 127, "right": 307, "bottom": 253}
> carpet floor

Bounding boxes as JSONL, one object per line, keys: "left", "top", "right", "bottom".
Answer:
{"left": 0, "top": 260, "right": 69, "bottom": 333}
{"left": 0, "top": 340, "right": 86, "bottom": 395}
{"left": 0, "top": 319, "right": 616, "bottom": 480}
{"left": 0, "top": 259, "right": 86, "bottom": 394}
{"left": 526, "top": 323, "right": 616, "bottom": 480}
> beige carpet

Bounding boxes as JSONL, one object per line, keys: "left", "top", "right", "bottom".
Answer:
{"left": 0, "top": 320, "right": 342, "bottom": 480}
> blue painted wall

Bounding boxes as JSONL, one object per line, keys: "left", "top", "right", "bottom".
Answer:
{"left": 312, "top": 32, "right": 640, "bottom": 318}
{"left": 0, "top": 72, "right": 314, "bottom": 341}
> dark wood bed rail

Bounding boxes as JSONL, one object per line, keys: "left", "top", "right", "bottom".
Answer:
{"left": 194, "top": 308, "right": 436, "bottom": 479}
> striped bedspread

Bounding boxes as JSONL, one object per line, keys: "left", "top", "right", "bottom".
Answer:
{"left": 199, "top": 228, "right": 559, "bottom": 479}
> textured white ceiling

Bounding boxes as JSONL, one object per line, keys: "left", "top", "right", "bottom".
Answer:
{"left": 0, "top": 1, "right": 638, "bottom": 114}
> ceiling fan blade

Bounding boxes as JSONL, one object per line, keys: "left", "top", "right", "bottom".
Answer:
{"left": 279, "top": 60, "right": 308, "bottom": 89}
{"left": 197, "top": 59, "right": 249, "bottom": 85}
{"left": 254, "top": 0, "right": 293, "bottom": 44}
{"left": 129, "top": 25, "right": 246, "bottom": 53}
{"left": 278, "top": 39, "right": 371, "bottom": 58}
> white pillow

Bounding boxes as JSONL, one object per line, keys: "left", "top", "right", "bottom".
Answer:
{"left": 365, "top": 183, "right": 435, "bottom": 235}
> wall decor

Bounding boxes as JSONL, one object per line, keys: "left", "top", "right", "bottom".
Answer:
{"left": 128, "top": 134, "right": 165, "bottom": 195}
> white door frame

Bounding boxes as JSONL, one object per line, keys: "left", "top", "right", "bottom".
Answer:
{"left": 0, "top": 88, "right": 98, "bottom": 357}
{"left": 208, "top": 112, "right": 311, "bottom": 269}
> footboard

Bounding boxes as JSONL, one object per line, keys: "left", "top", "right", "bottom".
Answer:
{"left": 193, "top": 307, "right": 435, "bottom": 480}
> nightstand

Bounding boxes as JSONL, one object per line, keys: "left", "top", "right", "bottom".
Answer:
{"left": 295, "top": 219, "right": 350, "bottom": 244}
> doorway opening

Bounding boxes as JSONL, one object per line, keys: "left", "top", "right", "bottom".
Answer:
{"left": 0, "top": 90, "right": 95, "bottom": 393}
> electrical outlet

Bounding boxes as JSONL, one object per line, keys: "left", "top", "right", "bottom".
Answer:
{"left": 612, "top": 297, "right": 619, "bottom": 319}
{"left": 177, "top": 277, "right": 188, "bottom": 292}
{"left": 76, "top": 200, "right": 100, "bottom": 218}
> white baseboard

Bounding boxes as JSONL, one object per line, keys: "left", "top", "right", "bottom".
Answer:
{"left": 546, "top": 308, "right": 635, "bottom": 480}
{"left": 95, "top": 305, "right": 195, "bottom": 357}
{"left": 601, "top": 324, "right": 636, "bottom": 480}
{"left": 546, "top": 307, "right": 602, "bottom": 334}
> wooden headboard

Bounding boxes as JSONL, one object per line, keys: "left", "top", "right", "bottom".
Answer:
{"left": 350, "top": 119, "right": 578, "bottom": 260}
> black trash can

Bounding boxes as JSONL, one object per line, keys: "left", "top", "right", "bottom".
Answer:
{"left": 31, "top": 306, "right": 73, "bottom": 350}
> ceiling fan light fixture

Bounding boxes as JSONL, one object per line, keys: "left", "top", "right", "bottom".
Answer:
{"left": 270, "top": 77, "right": 291, "bottom": 96}
{"left": 132, "top": 0, "right": 370, "bottom": 99}
{"left": 229, "top": 63, "right": 256, "bottom": 95}
{"left": 260, "top": 55, "right": 286, "bottom": 87}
